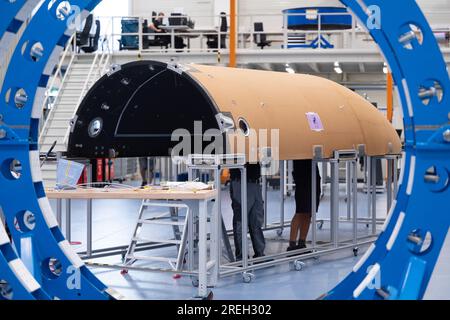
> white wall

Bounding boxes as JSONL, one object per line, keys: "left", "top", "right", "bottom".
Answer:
{"left": 131, "top": 0, "right": 215, "bottom": 27}
{"left": 353, "top": 89, "right": 403, "bottom": 132}
{"left": 93, "top": 0, "right": 130, "bottom": 16}
{"left": 237, "top": 0, "right": 450, "bottom": 32}
{"left": 418, "top": 0, "right": 450, "bottom": 26}
{"left": 92, "top": 0, "right": 131, "bottom": 48}
{"left": 128, "top": 0, "right": 450, "bottom": 32}
{"left": 237, "top": 0, "right": 343, "bottom": 32}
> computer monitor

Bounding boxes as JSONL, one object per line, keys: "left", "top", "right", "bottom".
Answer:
{"left": 169, "top": 13, "right": 188, "bottom": 26}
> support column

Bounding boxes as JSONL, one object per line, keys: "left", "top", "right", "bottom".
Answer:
{"left": 387, "top": 72, "right": 394, "bottom": 123}
{"left": 229, "top": 0, "right": 237, "bottom": 67}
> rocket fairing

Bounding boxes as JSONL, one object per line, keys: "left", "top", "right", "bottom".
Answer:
{"left": 67, "top": 60, "right": 401, "bottom": 160}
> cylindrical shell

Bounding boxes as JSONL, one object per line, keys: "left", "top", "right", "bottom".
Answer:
{"left": 67, "top": 61, "right": 402, "bottom": 160}
{"left": 187, "top": 64, "right": 402, "bottom": 159}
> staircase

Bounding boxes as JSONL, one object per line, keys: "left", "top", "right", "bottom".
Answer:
{"left": 40, "top": 50, "right": 111, "bottom": 188}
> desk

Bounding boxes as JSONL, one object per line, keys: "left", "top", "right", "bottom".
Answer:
{"left": 159, "top": 25, "right": 191, "bottom": 49}
{"left": 189, "top": 27, "right": 220, "bottom": 50}
{"left": 47, "top": 187, "right": 218, "bottom": 298}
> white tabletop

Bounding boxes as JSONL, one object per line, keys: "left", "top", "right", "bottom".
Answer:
{"left": 159, "top": 25, "right": 191, "bottom": 31}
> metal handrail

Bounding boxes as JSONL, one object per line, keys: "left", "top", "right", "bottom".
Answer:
{"left": 95, "top": 11, "right": 450, "bottom": 53}
{"left": 38, "top": 33, "right": 76, "bottom": 144}
{"left": 62, "top": 23, "right": 112, "bottom": 146}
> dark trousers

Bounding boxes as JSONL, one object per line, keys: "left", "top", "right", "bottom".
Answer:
{"left": 230, "top": 180, "right": 266, "bottom": 259}
{"left": 139, "top": 157, "right": 154, "bottom": 184}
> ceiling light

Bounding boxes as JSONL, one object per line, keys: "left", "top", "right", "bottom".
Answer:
{"left": 285, "top": 67, "right": 295, "bottom": 74}
{"left": 334, "top": 62, "right": 343, "bottom": 74}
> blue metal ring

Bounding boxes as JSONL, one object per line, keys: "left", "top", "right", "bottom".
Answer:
{"left": 0, "top": 0, "right": 449, "bottom": 300}
{"left": 0, "top": 0, "right": 112, "bottom": 300}
{"left": 326, "top": 0, "right": 450, "bottom": 300}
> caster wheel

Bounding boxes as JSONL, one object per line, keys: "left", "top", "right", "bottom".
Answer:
{"left": 276, "top": 229, "right": 283, "bottom": 237}
{"left": 353, "top": 248, "right": 359, "bottom": 257}
{"left": 243, "top": 272, "right": 255, "bottom": 283}
{"left": 192, "top": 278, "right": 199, "bottom": 287}
{"left": 120, "top": 269, "right": 128, "bottom": 275}
{"left": 203, "top": 291, "right": 214, "bottom": 300}
{"left": 366, "top": 224, "right": 369, "bottom": 228}
{"left": 293, "top": 260, "right": 305, "bottom": 271}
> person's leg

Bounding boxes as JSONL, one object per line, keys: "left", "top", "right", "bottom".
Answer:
{"left": 230, "top": 180, "right": 243, "bottom": 260}
{"left": 247, "top": 182, "right": 265, "bottom": 257}
{"left": 288, "top": 214, "right": 302, "bottom": 250}
{"left": 138, "top": 158, "right": 148, "bottom": 186}
{"left": 148, "top": 159, "right": 155, "bottom": 185}
{"left": 148, "top": 169, "right": 154, "bottom": 185}
{"left": 297, "top": 213, "right": 312, "bottom": 248}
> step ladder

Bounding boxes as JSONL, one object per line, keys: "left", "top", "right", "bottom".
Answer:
{"left": 123, "top": 200, "right": 192, "bottom": 272}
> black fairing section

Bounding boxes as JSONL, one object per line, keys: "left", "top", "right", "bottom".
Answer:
{"left": 67, "top": 61, "right": 220, "bottom": 158}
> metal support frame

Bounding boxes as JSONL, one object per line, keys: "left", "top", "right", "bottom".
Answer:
{"left": 186, "top": 154, "right": 247, "bottom": 282}
{"left": 318, "top": 154, "right": 402, "bottom": 230}
{"left": 312, "top": 150, "right": 362, "bottom": 245}
{"left": 217, "top": 149, "right": 372, "bottom": 281}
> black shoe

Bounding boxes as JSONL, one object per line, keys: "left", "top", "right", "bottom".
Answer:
{"left": 296, "top": 244, "right": 313, "bottom": 255}
{"left": 286, "top": 245, "right": 299, "bottom": 257}
{"left": 141, "top": 181, "right": 147, "bottom": 187}
{"left": 287, "top": 242, "right": 310, "bottom": 257}
{"left": 287, "top": 241, "right": 297, "bottom": 252}
{"left": 297, "top": 240, "right": 306, "bottom": 249}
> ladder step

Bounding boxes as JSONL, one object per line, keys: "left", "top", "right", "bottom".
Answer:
{"left": 132, "top": 237, "right": 181, "bottom": 245}
{"left": 142, "top": 201, "right": 189, "bottom": 209}
{"left": 138, "top": 219, "right": 185, "bottom": 226}
{"left": 128, "top": 255, "right": 178, "bottom": 263}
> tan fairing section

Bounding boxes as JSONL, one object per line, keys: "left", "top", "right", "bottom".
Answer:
{"left": 187, "top": 64, "right": 402, "bottom": 160}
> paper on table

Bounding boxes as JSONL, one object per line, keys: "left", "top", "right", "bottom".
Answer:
{"left": 164, "top": 181, "right": 212, "bottom": 191}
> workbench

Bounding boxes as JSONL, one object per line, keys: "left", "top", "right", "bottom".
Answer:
{"left": 46, "top": 187, "right": 218, "bottom": 299}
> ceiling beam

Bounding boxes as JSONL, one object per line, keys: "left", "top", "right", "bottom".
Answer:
{"left": 308, "top": 62, "right": 320, "bottom": 73}
{"left": 358, "top": 62, "right": 366, "bottom": 73}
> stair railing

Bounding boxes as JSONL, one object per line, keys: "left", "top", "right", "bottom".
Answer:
{"left": 63, "top": 20, "right": 112, "bottom": 146}
{"left": 38, "top": 33, "right": 77, "bottom": 145}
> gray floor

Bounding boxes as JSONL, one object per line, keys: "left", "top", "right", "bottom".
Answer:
{"left": 49, "top": 183, "right": 449, "bottom": 300}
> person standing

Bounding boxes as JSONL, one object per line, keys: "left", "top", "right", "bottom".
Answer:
{"left": 149, "top": 12, "right": 165, "bottom": 32}
{"left": 229, "top": 163, "right": 266, "bottom": 260}
{"left": 287, "top": 159, "right": 321, "bottom": 251}
{"left": 139, "top": 157, "right": 154, "bottom": 187}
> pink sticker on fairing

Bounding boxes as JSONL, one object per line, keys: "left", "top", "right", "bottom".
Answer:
{"left": 305, "top": 112, "right": 324, "bottom": 132}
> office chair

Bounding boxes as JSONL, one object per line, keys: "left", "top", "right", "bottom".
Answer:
{"left": 76, "top": 14, "right": 93, "bottom": 48}
{"left": 119, "top": 18, "right": 139, "bottom": 50}
{"left": 81, "top": 20, "right": 100, "bottom": 53}
{"left": 141, "top": 19, "right": 150, "bottom": 49}
{"left": 254, "top": 22, "right": 272, "bottom": 49}
{"left": 207, "top": 12, "right": 227, "bottom": 50}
